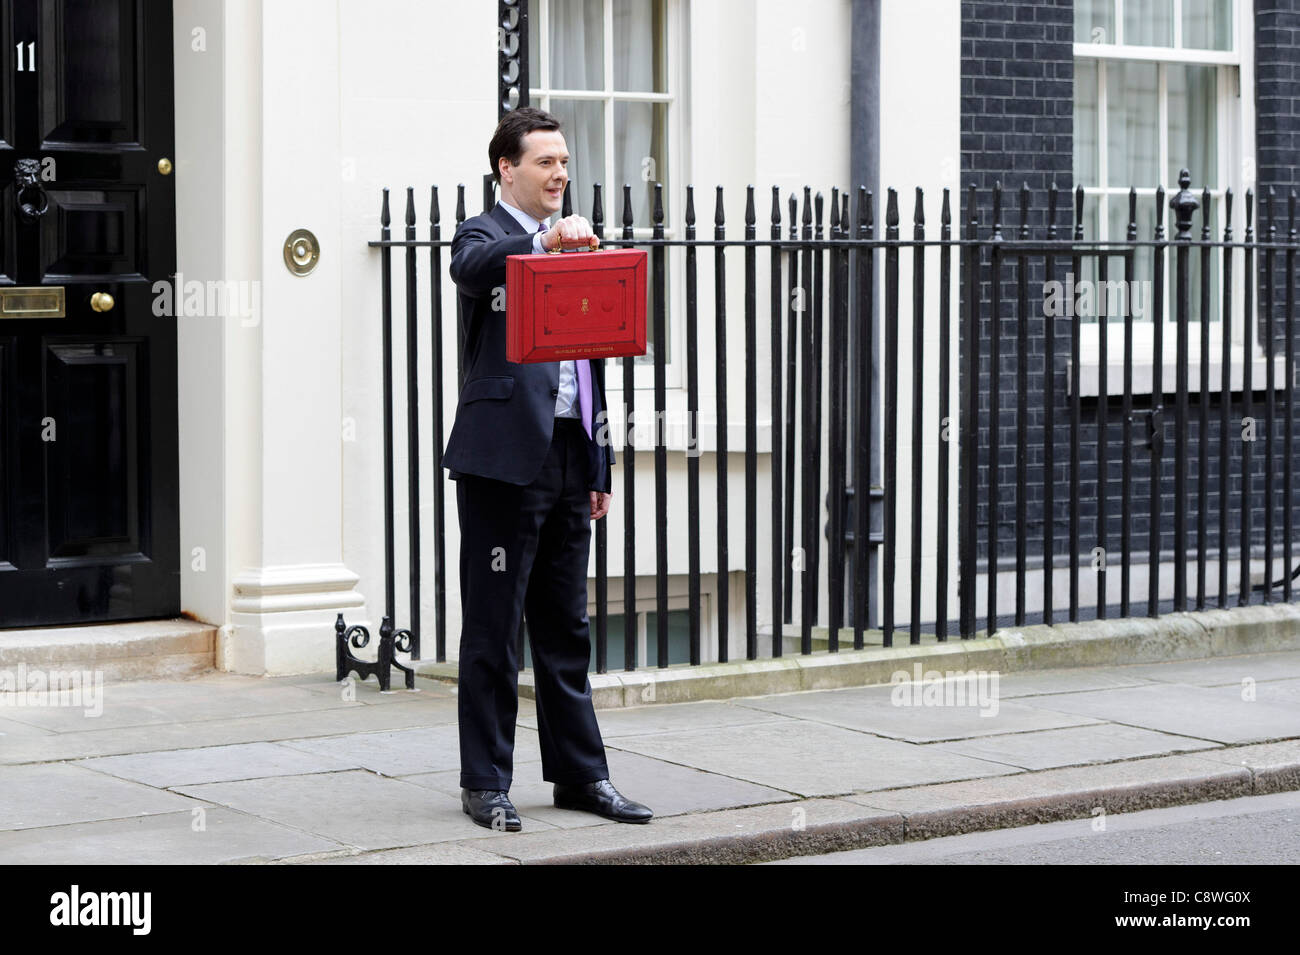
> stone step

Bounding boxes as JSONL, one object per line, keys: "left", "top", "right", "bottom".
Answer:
{"left": 0, "top": 618, "right": 217, "bottom": 687}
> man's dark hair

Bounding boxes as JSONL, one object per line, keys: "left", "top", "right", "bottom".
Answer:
{"left": 488, "top": 106, "right": 562, "bottom": 185}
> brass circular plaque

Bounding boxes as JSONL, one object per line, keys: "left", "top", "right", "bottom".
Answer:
{"left": 283, "top": 229, "right": 320, "bottom": 276}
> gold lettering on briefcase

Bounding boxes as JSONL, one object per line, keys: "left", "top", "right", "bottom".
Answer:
{"left": 581, "top": 297, "right": 589, "bottom": 314}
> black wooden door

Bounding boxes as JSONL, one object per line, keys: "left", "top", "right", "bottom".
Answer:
{"left": 0, "top": 0, "right": 177, "bottom": 627}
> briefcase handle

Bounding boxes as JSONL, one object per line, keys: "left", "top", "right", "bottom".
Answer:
{"left": 546, "top": 238, "right": 604, "bottom": 254}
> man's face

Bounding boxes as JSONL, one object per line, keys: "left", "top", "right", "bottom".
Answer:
{"left": 501, "top": 128, "right": 568, "bottom": 221}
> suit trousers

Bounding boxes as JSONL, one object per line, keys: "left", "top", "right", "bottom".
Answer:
{"left": 456, "top": 415, "right": 610, "bottom": 790}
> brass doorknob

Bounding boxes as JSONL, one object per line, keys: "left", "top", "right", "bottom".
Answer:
{"left": 90, "top": 291, "right": 115, "bottom": 312}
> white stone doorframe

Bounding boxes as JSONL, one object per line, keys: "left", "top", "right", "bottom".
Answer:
{"left": 173, "top": 0, "right": 363, "bottom": 675}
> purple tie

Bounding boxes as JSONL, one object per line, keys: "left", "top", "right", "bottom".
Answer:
{"left": 540, "top": 222, "right": 594, "bottom": 440}
{"left": 577, "top": 358, "right": 592, "bottom": 441}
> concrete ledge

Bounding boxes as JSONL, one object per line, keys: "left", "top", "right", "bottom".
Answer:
{"left": 459, "top": 798, "right": 905, "bottom": 865}
{"left": 0, "top": 619, "right": 216, "bottom": 685}
{"left": 414, "top": 601, "right": 1300, "bottom": 707}
{"left": 842, "top": 753, "right": 1252, "bottom": 841}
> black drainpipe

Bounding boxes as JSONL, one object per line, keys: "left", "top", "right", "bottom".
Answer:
{"left": 850, "top": 0, "right": 880, "bottom": 629}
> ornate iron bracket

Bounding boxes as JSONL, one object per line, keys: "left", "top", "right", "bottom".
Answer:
{"left": 335, "top": 613, "right": 415, "bottom": 691}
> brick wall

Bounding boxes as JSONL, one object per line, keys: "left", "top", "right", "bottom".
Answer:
{"left": 955, "top": 0, "right": 1300, "bottom": 619}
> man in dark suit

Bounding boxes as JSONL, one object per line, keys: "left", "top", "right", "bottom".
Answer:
{"left": 445, "top": 106, "right": 652, "bottom": 831}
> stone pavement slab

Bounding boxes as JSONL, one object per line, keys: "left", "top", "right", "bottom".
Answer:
{"left": 279, "top": 724, "right": 544, "bottom": 777}
{"left": 1208, "top": 676, "right": 1300, "bottom": 707}
{"left": 986, "top": 667, "right": 1157, "bottom": 697}
{"left": 0, "top": 697, "right": 459, "bottom": 765}
{"left": 0, "top": 716, "right": 55, "bottom": 740}
{"left": 0, "top": 808, "right": 341, "bottom": 864}
{"left": 401, "top": 746, "right": 792, "bottom": 827}
{"left": 0, "top": 764, "right": 203, "bottom": 830}
{"left": 295, "top": 843, "right": 516, "bottom": 864}
{"left": 928, "top": 723, "right": 1221, "bottom": 770}
{"left": 74, "top": 741, "right": 363, "bottom": 787}
{"left": 1111, "top": 651, "right": 1300, "bottom": 686}
{"left": 1189, "top": 739, "right": 1300, "bottom": 792}
{"left": 518, "top": 698, "right": 794, "bottom": 738}
{"left": 607, "top": 719, "right": 1019, "bottom": 796}
{"left": 173, "top": 770, "right": 539, "bottom": 852}
{"left": 729, "top": 685, "right": 1102, "bottom": 742}
{"left": 0, "top": 681, "right": 346, "bottom": 732}
{"left": 1023, "top": 683, "right": 1300, "bottom": 743}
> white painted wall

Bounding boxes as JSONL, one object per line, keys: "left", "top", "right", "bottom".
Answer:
{"left": 173, "top": 0, "right": 228, "bottom": 627}
{"left": 879, "top": 0, "right": 963, "bottom": 629}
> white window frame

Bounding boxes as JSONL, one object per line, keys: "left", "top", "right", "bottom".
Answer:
{"left": 529, "top": 0, "right": 688, "bottom": 394}
{"left": 1070, "top": 0, "right": 1280, "bottom": 396}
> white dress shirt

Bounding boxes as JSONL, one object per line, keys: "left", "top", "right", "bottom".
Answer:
{"left": 496, "top": 197, "right": 580, "bottom": 420}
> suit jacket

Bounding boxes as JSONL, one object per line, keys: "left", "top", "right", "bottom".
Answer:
{"left": 443, "top": 202, "right": 615, "bottom": 494}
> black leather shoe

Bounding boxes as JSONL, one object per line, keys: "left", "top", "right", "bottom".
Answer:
{"left": 462, "top": 788, "right": 522, "bottom": 831}
{"left": 553, "top": 778, "right": 653, "bottom": 823}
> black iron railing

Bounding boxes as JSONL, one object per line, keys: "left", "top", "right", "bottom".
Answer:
{"left": 347, "top": 167, "right": 1300, "bottom": 684}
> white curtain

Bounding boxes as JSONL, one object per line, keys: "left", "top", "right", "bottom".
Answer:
{"left": 1166, "top": 63, "right": 1218, "bottom": 188}
{"left": 544, "top": 0, "right": 661, "bottom": 226}
{"left": 613, "top": 1, "right": 658, "bottom": 226}
{"left": 1123, "top": 0, "right": 1174, "bottom": 46}
{"left": 1182, "top": 0, "right": 1231, "bottom": 51}
{"left": 1106, "top": 60, "right": 1159, "bottom": 187}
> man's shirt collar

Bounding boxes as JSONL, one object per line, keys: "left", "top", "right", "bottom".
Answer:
{"left": 497, "top": 197, "right": 549, "bottom": 233}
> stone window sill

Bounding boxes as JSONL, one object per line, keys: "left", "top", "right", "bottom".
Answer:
{"left": 1068, "top": 353, "right": 1290, "bottom": 398}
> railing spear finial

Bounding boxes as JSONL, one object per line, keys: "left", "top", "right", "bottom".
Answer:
{"left": 1170, "top": 168, "right": 1199, "bottom": 241}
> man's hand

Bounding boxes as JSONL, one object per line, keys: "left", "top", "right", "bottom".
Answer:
{"left": 543, "top": 215, "right": 600, "bottom": 253}
{"left": 589, "top": 490, "right": 611, "bottom": 521}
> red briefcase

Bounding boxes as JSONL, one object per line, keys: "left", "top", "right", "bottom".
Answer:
{"left": 505, "top": 246, "right": 648, "bottom": 363}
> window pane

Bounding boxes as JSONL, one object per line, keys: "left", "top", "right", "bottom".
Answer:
{"left": 1106, "top": 192, "right": 1155, "bottom": 323}
{"left": 1074, "top": 59, "right": 1099, "bottom": 186}
{"left": 1123, "top": 0, "right": 1174, "bottom": 46}
{"left": 615, "top": 101, "right": 669, "bottom": 366}
{"left": 644, "top": 610, "right": 691, "bottom": 667}
{"left": 1182, "top": 0, "right": 1231, "bottom": 50}
{"left": 1167, "top": 64, "right": 1217, "bottom": 188}
{"left": 614, "top": 100, "right": 668, "bottom": 226}
{"left": 613, "top": 0, "right": 667, "bottom": 92}
{"left": 1185, "top": 199, "right": 1219, "bottom": 324}
{"left": 550, "top": 0, "right": 603, "bottom": 90}
{"left": 1106, "top": 61, "right": 1159, "bottom": 187}
{"left": 1075, "top": 0, "right": 1115, "bottom": 43}
{"left": 528, "top": 3, "right": 540, "bottom": 87}
{"left": 1077, "top": 193, "right": 1102, "bottom": 323}
{"left": 548, "top": 98, "right": 605, "bottom": 220}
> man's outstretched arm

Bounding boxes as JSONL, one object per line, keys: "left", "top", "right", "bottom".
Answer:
{"left": 449, "top": 218, "right": 536, "bottom": 297}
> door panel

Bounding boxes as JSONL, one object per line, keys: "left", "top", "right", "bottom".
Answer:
{"left": 40, "top": 186, "right": 143, "bottom": 278}
{"left": 0, "top": 338, "right": 9, "bottom": 570}
{"left": 0, "top": 0, "right": 176, "bottom": 627}
{"left": 44, "top": 339, "right": 140, "bottom": 559}
{"left": 38, "top": 0, "right": 141, "bottom": 147}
